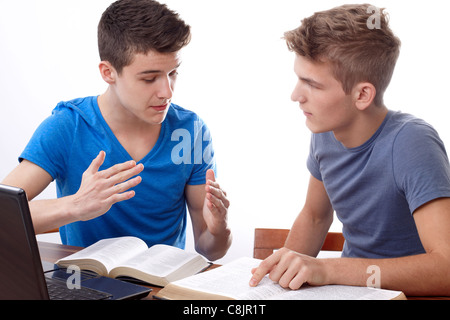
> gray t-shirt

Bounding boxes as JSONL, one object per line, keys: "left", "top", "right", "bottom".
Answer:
{"left": 307, "top": 110, "right": 450, "bottom": 258}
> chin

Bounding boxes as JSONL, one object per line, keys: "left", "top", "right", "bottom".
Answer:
{"left": 142, "top": 109, "right": 169, "bottom": 125}
{"left": 150, "top": 113, "right": 168, "bottom": 125}
{"left": 305, "top": 122, "right": 330, "bottom": 134}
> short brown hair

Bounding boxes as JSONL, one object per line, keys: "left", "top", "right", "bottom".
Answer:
{"left": 284, "top": 4, "right": 401, "bottom": 106}
{"left": 98, "top": 0, "right": 191, "bottom": 74}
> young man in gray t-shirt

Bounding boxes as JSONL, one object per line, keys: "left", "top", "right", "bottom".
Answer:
{"left": 250, "top": 4, "right": 450, "bottom": 297}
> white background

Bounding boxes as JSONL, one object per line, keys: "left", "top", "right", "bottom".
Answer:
{"left": 1, "top": 0, "right": 449, "bottom": 264}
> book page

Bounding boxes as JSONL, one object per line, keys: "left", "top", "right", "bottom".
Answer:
{"left": 57, "top": 237, "right": 148, "bottom": 273}
{"left": 167, "top": 257, "right": 285, "bottom": 299}
{"left": 167, "top": 257, "right": 404, "bottom": 300}
{"left": 117, "top": 244, "right": 206, "bottom": 277}
{"left": 271, "top": 285, "right": 403, "bottom": 300}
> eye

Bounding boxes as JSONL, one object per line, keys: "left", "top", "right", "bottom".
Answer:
{"left": 301, "top": 79, "right": 319, "bottom": 90}
{"left": 143, "top": 78, "right": 156, "bottom": 83}
{"left": 169, "top": 70, "right": 179, "bottom": 78}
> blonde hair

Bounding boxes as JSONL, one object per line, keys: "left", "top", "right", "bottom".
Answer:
{"left": 284, "top": 4, "right": 401, "bottom": 106}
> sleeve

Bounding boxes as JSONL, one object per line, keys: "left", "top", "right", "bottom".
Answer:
{"left": 393, "top": 121, "right": 450, "bottom": 213}
{"left": 19, "top": 107, "right": 73, "bottom": 181}
{"left": 306, "top": 134, "right": 323, "bottom": 181}
{"left": 186, "top": 119, "right": 217, "bottom": 185}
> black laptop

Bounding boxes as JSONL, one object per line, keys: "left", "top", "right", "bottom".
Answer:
{"left": 0, "top": 184, "right": 151, "bottom": 300}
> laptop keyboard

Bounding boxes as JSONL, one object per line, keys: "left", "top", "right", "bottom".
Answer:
{"left": 46, "top": 277, "right": 112, "bottom": 300}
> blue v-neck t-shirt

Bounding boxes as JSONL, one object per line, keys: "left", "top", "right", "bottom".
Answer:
{"left": 20, "top": 96, "right": 216, "bottom": 248}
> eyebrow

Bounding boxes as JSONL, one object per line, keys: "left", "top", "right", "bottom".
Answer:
{"left": 138, "top": 70, "right": 161, "bottom": 75}
{"left": 138, "top": 62, "right": 182, "bottom": 75}
{"left": 300, "top": 77, "right": 324, "bottom": 88}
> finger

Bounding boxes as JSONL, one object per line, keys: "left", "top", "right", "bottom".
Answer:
{"left": 103, "top": 162, "right": 144, "bottom": 182}
{"left": 206, "top": 181, "right": 224, "bottom": 201}
{"left": 102, "top": 160, "right": 136, "bottom": 178}
{"left": 288, "top": 273, "right": 308, "bottom": 290}
{"left": 206, "top": 184, "right": 229, "bottom": 201}
{"left": 104, "top": 175, "right": 142, "bottom": 205}
{"left": 206, "top": 193, "right": 226, "bottom": 214}
{"left": 277, "top": 265, "right": 299, "bottom": 289}
{"left": 207, "top": 192, "right": 230, "bottom": 212}
{"left": 206, "top": 178, "right": 222, "bottom": 189}
{"left": 205, "top": 169, "right": 216, "bottom": 183}
{"left": 207, "top": 184, "right": 227, "bottom": 201}
{"left": 87, "top": 151, "right": 106, "bottom": 174}
{"left": 108, "top": 175, "right": 142, "bottom": 198}
{"left": 106, "top": 189, "right": 136, "bottom": 205}
{"left": 249, "top": 253, "right": 281, "bottom": 287}
{"left": 269, "top": 264, "right": 288, "bottom": 285}
{"left": 110, "top": 164, "right": 144, "bottom": 186}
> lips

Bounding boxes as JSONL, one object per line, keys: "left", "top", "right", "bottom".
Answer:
{"left": 151, "top": 103, "right": 169, "bottom": 112}
{"left": 302, "top": 109, "right": 312, "bottom": 117}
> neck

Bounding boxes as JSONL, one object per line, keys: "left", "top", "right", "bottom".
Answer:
{"left": 334, "top": 105, "right": 389, "bottom": 149}
{"left": 97, "top": 89, "right": 162, "bottom": 162}
{"left": 98, "top": 88, "right": 160, "bottom": 135}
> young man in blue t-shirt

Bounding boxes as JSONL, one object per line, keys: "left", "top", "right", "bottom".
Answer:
{"left": 250, "top": 4, "right": 450, "bottom": 296}
{"left": 2, "top": 0, "right": 231, "bottom": 261}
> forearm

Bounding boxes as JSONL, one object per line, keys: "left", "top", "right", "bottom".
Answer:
{"left": 326, "top": 199, "right": 450, "bottom": 297}
{"left": 186, "top": 173, "right": 231, "bottom": 262}
{"left": 323, "top": 252, "right": 450, "bottom": 297}
{"left": 195, "top": 225, "right": 232, "bottom": 261}
{"left": 5, "top": 154, "right": 143, "bottom": 235}
{"left": 285, "top": 208, "right": 333, "bottom": 257}
{"left": 29, "top": 196, "right": 77, "bottom": 234}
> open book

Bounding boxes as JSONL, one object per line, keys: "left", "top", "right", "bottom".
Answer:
{"left": 156, "top": 257, "right": 406, "bottom": 300}
{"left": 56, "top": 237, "right": 210, "bottom": 287}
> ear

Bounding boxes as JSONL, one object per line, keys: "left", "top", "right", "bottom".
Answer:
{"left": 353, "top": 82, "right": 376, "bottom": 111}
{"left": 98, "top": 61, "right": 117, "bottom": 84}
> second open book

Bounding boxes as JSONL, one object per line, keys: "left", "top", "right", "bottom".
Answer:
{"left": 156, "top": 257, "right": 406, "bottom": 300}
{"left": 56, "top": 236, "right": 210, "bottom": 287}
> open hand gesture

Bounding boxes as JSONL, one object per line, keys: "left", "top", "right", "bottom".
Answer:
{"left": 70, "top": 151, "right": 144, "bottom": 221}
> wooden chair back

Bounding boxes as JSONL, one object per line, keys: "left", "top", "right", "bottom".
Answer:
{"left": 253, "top": 228, "right": 345, "bottom": 260}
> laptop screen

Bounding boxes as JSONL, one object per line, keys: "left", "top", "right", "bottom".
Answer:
{"left": 0, "top": 184, "right": 152, "bottom": 300}
{"left": 0, "top": 184, "right": 48, "bottom": 299}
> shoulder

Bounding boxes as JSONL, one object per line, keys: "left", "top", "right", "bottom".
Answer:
{"left": 30, "top": 96, "right": 101, "bottom": 146}
{"left": 166, "top": 103, "right": 204, "bottom": 125}
{"left": 32, "top": 96, "right": 96, "bottom": 139}
{"left": 387, "top": 111, "right": 435, "bottom": 136}
{"left": 165, "top": 103, "right": 210, "bottom": 133}
{"left": 389, "top": 112, "right": 450, "bottom": 212}
{"left": 51, "top": 96, "right": 99, "bottom": 125}
{"left": 390, "top": 112, "right": 445, "bottom": 153}
{"left": 390, "top": 111, "right": 449, "bottom": 180}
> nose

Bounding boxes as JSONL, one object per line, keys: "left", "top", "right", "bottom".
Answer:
{"left": 156, "top": 75, "right": 174, "bottom": 100}
{"left": 291, "top": 81, "right": 307, "bottom": 104}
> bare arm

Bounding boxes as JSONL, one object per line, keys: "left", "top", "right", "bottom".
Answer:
{"left": 185, "top": 169, "right": 231, "bottom": 261}
{"left": 321, "top": 197, "right": 450, "bottom": 296}
{"left": 2, "top": 159, "right": 54, "bottom": 201}
{"left": 1, "top": 151, "right": 143, "bottom": 234}
{"left": 284, "top": 175, "right": 334, "bottom": 256}
{"left": 251, "top": 186, "right": 450, "bottom": 296}
{"left": 250, "top": 175, "right": 333, "bottom": 286}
